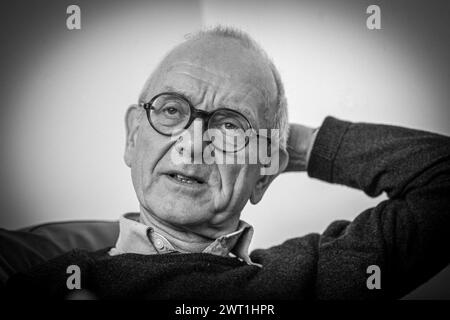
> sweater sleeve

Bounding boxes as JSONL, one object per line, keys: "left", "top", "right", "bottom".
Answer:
{"left": 307, "top": 116, "right": 450, "bottom": 299}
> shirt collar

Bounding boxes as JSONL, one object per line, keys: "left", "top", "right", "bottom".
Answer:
{"left": 109, "top": 213, "right": 259, "bottom": 267}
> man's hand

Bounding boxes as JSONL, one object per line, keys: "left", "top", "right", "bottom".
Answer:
{"left": 284, "top": 123, "right": 318, "bottom": 172}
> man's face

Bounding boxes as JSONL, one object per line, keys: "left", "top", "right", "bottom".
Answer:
{"left": 125, "top": 37, "right": 281, "bottom": 238}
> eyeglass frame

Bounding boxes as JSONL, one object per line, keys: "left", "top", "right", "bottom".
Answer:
{"left": 141, "top": 92, "right": 272, "bottom": 153}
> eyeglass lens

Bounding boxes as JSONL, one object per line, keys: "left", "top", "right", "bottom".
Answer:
{"left": 148, "top": 93, "right": 252, "bottom": 152}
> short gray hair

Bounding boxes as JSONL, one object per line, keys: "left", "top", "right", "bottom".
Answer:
{"left": 186, "top": 26, "right": 289, "bottom": 150}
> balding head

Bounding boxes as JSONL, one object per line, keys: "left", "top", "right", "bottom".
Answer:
{"left": 139, "top": 26, "right": 289, "bottom": 149}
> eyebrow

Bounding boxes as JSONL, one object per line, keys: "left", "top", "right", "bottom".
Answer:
{"left": 160, "top": 86, "right": 197, "bottom": 102}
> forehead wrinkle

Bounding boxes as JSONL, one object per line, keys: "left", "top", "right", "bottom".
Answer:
{"left": 175, "top": 70, "right": 267, "bottom": 115}
{"left": 167, "top": 61, "right": 232, "bottom": 81}
{"left": 167, "top": 62, "right": 270, "bottom": 104}
{"left": 160, "top": 83, "right": 203, "bottom": 102}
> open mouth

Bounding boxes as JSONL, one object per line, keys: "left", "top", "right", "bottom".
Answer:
{"left": 166, "top": 173, "right": 205, "bottom": 185}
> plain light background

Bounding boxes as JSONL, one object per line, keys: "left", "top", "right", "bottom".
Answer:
{"left": 0, "top": 0, "right": 449, "bottom": 299}
{"left": 0, "top": 0, "right": 449, "bottom": 293}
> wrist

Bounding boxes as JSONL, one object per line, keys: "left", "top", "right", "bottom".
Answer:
{"left": 305, "top": 128, "right": 319, "bottom": 165}
{"left": 285, "top": 124, "right": 318, "bottom": 172}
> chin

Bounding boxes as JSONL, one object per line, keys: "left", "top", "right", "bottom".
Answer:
{"left": 150, "top": 198, "right": 212, "bottom": 227}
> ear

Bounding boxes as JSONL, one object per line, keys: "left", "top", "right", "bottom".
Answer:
{"left": 250, "top": 147, "right": 289, "bottom": 204}
{"left": 124, "top": 104, "right": 143, "bottom": 167}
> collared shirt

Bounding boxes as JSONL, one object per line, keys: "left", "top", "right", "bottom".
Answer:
{"left": 109, "top": 213, "right": 260, "bottom": 267}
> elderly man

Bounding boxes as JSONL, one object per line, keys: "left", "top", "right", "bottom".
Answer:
{"left": 3, "top": 27, "right": 450, "bottom": 300}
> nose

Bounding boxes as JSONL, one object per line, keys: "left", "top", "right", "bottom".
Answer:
{"left": 173, "top": 119, "right": 209, "bottom": 164}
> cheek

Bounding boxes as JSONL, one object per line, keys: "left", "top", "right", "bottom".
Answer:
{"left": 131, "top": 129, "right": 170, "bottom": 195}
{"left": 219, "top": 163, "right": 259, "bottom": 186}
{"left": 235, "top": 165, "right": 260, "bottom": 195}
{"left": 215, "top": 164, "right": 259, "bottom": 207}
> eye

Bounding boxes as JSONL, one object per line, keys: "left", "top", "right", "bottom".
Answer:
{"left": 164, "top": 107, "right": 179, "bottom": 115}
{"left": 160, "top": 105, "right": 185, "bottom": 118}
{"left": 222, "top": 122, "right": 240, "bottom": 130}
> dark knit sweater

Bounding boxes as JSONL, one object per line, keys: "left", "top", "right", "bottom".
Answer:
{"left": 5, "top": 117, "right": 450, "bottom": 299}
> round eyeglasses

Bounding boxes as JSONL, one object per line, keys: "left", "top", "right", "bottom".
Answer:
{"left": 142, "top": 92, "right": 258, "bottom": 152}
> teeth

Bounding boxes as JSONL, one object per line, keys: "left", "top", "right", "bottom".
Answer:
{"left": 174, "top": 174, "right": 197, "bottom": 184}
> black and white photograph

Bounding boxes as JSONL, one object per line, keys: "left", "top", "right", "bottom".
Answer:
{"left": 0, "top": 0, "right": 449, "bottom": 312}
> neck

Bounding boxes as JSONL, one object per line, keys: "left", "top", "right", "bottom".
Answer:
{"left": 139, "top": 206, "right": 221, "bottom": 253}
